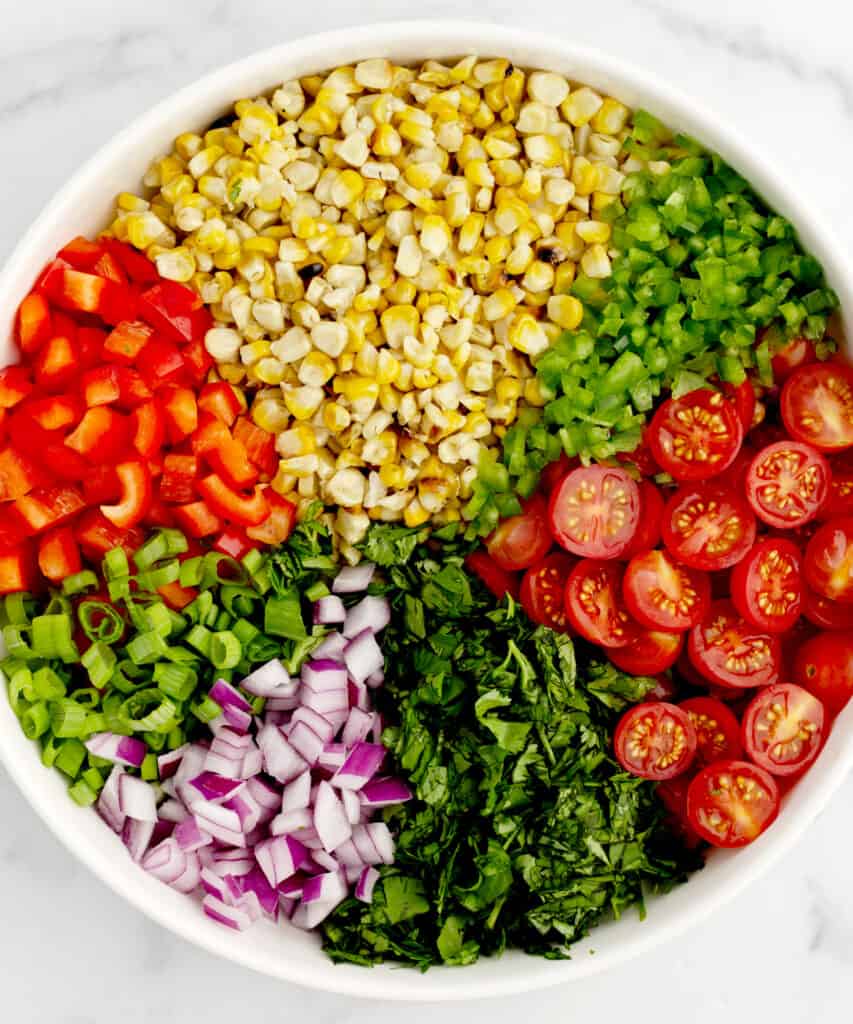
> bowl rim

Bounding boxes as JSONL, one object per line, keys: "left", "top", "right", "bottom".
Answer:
{"left": 1, "top": 18, "right": 852, "bottom": 1002}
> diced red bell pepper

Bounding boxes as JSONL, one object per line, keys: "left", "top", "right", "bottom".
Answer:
{"left": 130, "top": 400, "right": 165, "bottom": 458}
{"left": 33, "top": 258, "right": 71, "bottom": 296}
{"left": 0, "top": 508, "right": 29, "bottom": 552}
{"left": 14, "top": 485, "right": 86, "bottom": 535}
{"left": 213, "top": 527, "right": 258, "bottom": 561}
{"left": 232, "top": 416, "right": 278, "bottom": 478}
{"left": 35, "top": 335, "right": 77, "bottom": 393}
{"left": 58, "top": 236, "right": 105, "bottom": 271}
{"left": 0, "top": 447, "right": 49, "bottom": 501}
{"left": 92, "top": 250, "right": 127, "bottom": 285}
{"left": 159, "top": 453, "right": 198, "bottom": 504}
{"left": 101, "top": 460, "right": 152, "bottom": 529}
{"left": 0, "top": 366, "right": 34, "bottom": 409}
{"left": 83, "top": 465, "right": 121, "bottom": 505}
{"left": 160, "top": 386, "right": 198, "bottom": 443}
{"left": 104, "top": 320, "right": 153, "bottom": 363}
{"left": 245, "top": 491, "right": 297, "bottom": 545}
{"left": 65, "top": 407, "right": 131, "bottom": 463}
{"left": 74, "top": 509, "right": 145, "bottom": 559}
{"left": 181, "top": 333, "right": 214, "bottom": 384}
{"left": 138, "top": 281, "right": 204, "bottom": 344}
{"left": 143, "top": 496, "right": 177, "bottom": 528}
{"left": 192, "top": 416, "right": 258, "bottom": 490}
{"left": 197, "top": 474, "right": 269, "bottom": 526}
{"left": 25, "top": 395, "right": 84, "bottom": 432}
{"left": 7, "top": 412, "right": 90, "bottom": 483}
{"left": 0, "top": 410, "right": 7, "bottom": 445}
{"left": 37, "top": 526, "right": 82, "bottom": 583}
{"left": 101, "top": 239, "right": 160, "bottom": 284}
{"left": 172, "top": 499, "right": 223, "bottom": 538}
{"left": 80, "top": 366, "right": 152, "bottom": 410}
{"left": 46, "top": 268, "right": 137, "bottom": 326}
{"left": 76, "top": 326, "right": 107, "bottom": 370}
{"left": 0, "top": 544, "right": 37, "bottom": 595}
{"left": 157, "top": 581, "right": 199, "bottom": 610}
{"left": 198, "top": 382, "right": 243, "bottom": 427}
{"left": 138, "top": 336, "right": 187, "bottom": 388}
{"left": 15, "top": 293, "right": 53, "bottom": 355}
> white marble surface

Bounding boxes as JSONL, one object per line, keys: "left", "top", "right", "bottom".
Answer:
{"left": 2, "top": 0, "right": 853, "bottom": 1020}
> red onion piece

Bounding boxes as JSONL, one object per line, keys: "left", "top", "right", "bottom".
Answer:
{"left": 341, "top": 787, "right": 362, "bottom": 825}
{"left": 342, "top": 595, "right": 390, "bottom": 639}
{"left": 332, "top": 563, "right": 375, "bottom": 594}
{"left": 281, "top": 770, "right": 311, "bottom": 813}
{"left": 344, "top": 629, "right": 384, "bottom": 685}
{"left": 96, "top": 766, "right": 125, "bottom": 833}
{"left": 174, "top": 817, "right": 213, "bottom": 852}
{"left": 355, "top": 865, "right": 379, "bottom": 903}
{"left": 85, "top": 731, "right": 147, "bottom": 767}
{"left": 254, "top": 834, "right": 310, "bottom": 887}
{"left": 188, "top": 772, "right": 246, "bottom": 804}
{"left": 203, "top": 894, "right": 252, "bottom": 931}
{"left": 122, "top": 817, "right": 155, "bottom": 863}
{"left": 311, "top": 631, "right": 347, "bottom": 662}
{"left": 341, "top": 707, "right": 373, "bottom": 747}
{"left": 257, "top": 724, "right": 308, "bottom": 783}
{"left": 241, "top": 659, "right": 294, "bottom": 697}
{"left": 313, "top": 595, "right": 346, "bottom": 624}
{"left": 118, "top": 775, "right": 157, "bottom": 822}
{"left": 142, "top": 837, "right": 187, "bottom": 884}
{"left": 290, "top": 706, "right": 336, "bottom": 743}
{"left": 157, "top": 744, "right": 189, "bottom": 780}
{"left": 331, "top": 742, "right": 386, "bottom": 791}
{"left": 302, "top": 660, "right": 348, "bottom": 692}
{"left": 209, "top": 678, "right": 252, "bottom": 714}
{"left": 313, "top": 781, "right": 352, "bottom": 852}
{"left": 359, "top": 777, "right": 413, "bottom": 808}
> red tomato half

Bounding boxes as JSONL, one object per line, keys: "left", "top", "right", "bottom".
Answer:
{"left": 781, "top": 362, "right": 853, "bottom": 452}
{"left": 804, "top": 517, "right": 853, "bottom": 603}
{"left": 742, "top": 683, "right": 825, "bottom": 777}
{"left": 520, "top": 552, "right": 574, "bottom": 632}
{"left": 793, "top": 632, "right": 853, "bottom": 716}
{"left": 722, "top": 379, "right": 757, "bottom": 434}
{"left": 802, "top": 585, "right": 853, "bottom": 630}
{"left": 662, "top": 484, "right": 757, "bottom": 571}
{"left": 730, "top": 538, "right": 803, "bottom": 634}
{"left": 538, "top": 453, "right": 577, "bottom": 495}
{"left": 686, "top": 760, "right": 779, "bottom": 847}
{"left": 486, "top": 495, "right": 552, "bottom": 572}
{"left": 608, "top": 628, "right": 684, "bottom": 675}
{"left": 613, "top": 702, "right": 697, "bottom": 781}
{"left": 688, "top": 600, "right": 781, "bottom": 689}
{"left": 771, "top": 336, "right": 816, "bottom": 383}
{"left": 549, "top": 465, "right": 640, "bottom": 559}
{"left": 620, "top": 480, "right": 665, "bottom": 560}
{"left": 623, "top": 548, "right": 710, "bottom": 631}
{"left": 565, "top": 559, "right": 635, "bottom": 647}
{"left": 648, "top": 388, "right": 743, "bottom": 481}
{"left": 657, "top": 776, "right": 702, "bottom": 848}
{"left": 745, "top": 441, "right": 830, "bottom": 528}
{"left": 818, "top": 464, "right": 853, "bottom": 521}
{"left": 680, "top": 696, "right": 744, "bottom": 767}
{"left": 465, "top": 550, "right": 521, "bottom": 602}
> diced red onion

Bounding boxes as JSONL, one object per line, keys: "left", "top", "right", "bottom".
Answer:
{"left": 350, "top": 824, "right": 383, "bottom": 865}
{"left": 347, "top": 677, "right": 370, "bottom": 711}
{"left": 301, "top": 687, "right": 348, "bottom": 717}
{"left": 174, "top": 743, "right": 208, "bottom": 785}
{"left": 122, "top": 817, "right": 155, "bottom": 863}
{"left": 288, "top": 722, "right": 325, "bottom": 766}
{"left": 355, "top": 865, "right": 379, "bottom": 903}
{"left": 324, "top": 708, "right": 350, "bottom": 733}
{"left": 210, "top": 848, "right": 254, "bottom": 876}
{"left": 85, "top": 731, "right": 146, "bottom": 768}
{"left": 171, "top": 851, "right": 201, "bottom": 894}
{"left": 240, "top": 747, "right": 263, "bottom": 779}
{"left": 311, "top": 631, "right": 347, "bottom": 662}
{"left": 310, "top": 849, "right": 339, "bottom": 873}
{"left": 157, "top": 744, "right": 189, "bottom": 780}
{"left": 189, "top": 772, "right": 245, "bottom": 804}
{"left": 174, "top": 817, "right": 213, "bottom": 852}
{"left": 334, "top": 838, "right": 364, "bottom": 867}
{"left": 281, "top": 770, "right": 311, "bottom": 813}
{"left": 344, "top": 629, "right": 384, "bottom": 685}
{"left": 341, "top": 707, "right": 373, "bottom": 747}
{"left": 96, "top": 766, "right": 125, "bottom": 833}
{"left": 193, "top": 801, "right": 246, "bottom": 848}
{"left": 343, "top": 595, "right": 390, "bottom": 639}
{"left": 340, "top": 788, "right": 362, "bottom": 825}
{"left": 245, "top": 776, "right": 281, "bottom": 814}
{"left": 223, "top": 788, "right": 265, "bottom": 833}
{"left": 313, "top": 595, "right": 346, "bottom": 624}
{"left": 290, "top": 706, "right": 335, "bottom": 743}
{"left": 313, "top": 781, "right": 352, "bottom": 852}
{"left": 332, "top": 742, "right": 386, "bottom": 791}
{"left": 264, "top": 693, "right": 301, "bottom": 711}
{"left": 254, "top": 834, "right": 310, "bottom": 887}
{"left": 366, "top": 669, "right": 385, "bottom": 689}
{"left": 203, "top": 894, "right": 252, "bottom": 931}
{"left": 119, "top": 775, "right": 157, "bottom": 822}
{"left": 332, "top": 563, "right": 375, "bottom": 594}
{"left": 270, "top": 808, "right": 312, "bottom": 836}
{"left": 303, "top": 870, "right": 348, "bottom": 904}
{"left": 158, "top": 798, "right": 190, "bottom": 824}
{"left": 142, "top": 837, "right": 187, "bottom": 884}
{"left": 222, "top": 704, "right": 252, "bottom": 734}
{"left": 366, "top": 822, "right": 395, "bottom": 864}
{"left": 257, "top": 723, "right": 308, "bottom": 783}
{"left": 241, "top": 659, "right": 296, "bottom": 698}
{"left": 150, "top": 819, "right": 175, "bottom": 847}
{"left": 210, "top": 678, "right": 252, "bottom": 714}
{"left": 201, "top": 866, "right": 228, "bottom": 900}
{"left": 369, "top": 713, "right": 384, "bottom": 744}
{"left": 359, "top": 777, "right": 413, "bottom": 808}
{"left": 318, "top": 743, "right": 347, "bottom": 771}
{"left": 231, "top": 865, "right": 279, "bottom": 917}
{"left": 301, "top": 660, "right": 348, "bottom": 692}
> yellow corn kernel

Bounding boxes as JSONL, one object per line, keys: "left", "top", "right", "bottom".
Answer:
{"left": 354, "top": 343, "right": 379, "bottom": 377}
{"left": 323, "top": 402, "right": 352, "bottom": 432}
{"left": 284, "top": 385, "right": 324, "bottom": 420}
{"left": 483, "top": 236, "right": 511, "bottom": 266}
{"left": 299, "top": 351, "right": 336, "bottom": 387}
{"left": 251, "top": 398, "right": 289, "bottom": 433}
{"left": 377, "top": 463, "right": 405, "bottom": 489}
{"left": 420, "top": 215, "right": 452, "bottom": 257}
{"left": 523, "top": 377, "right": 548, "bottom": 407}
{"left": 403, "top": 497, "right": 430, "bottom": 528}
{"left": 125, "top": 212, "right": 168, "bottom": 249}
{"left": 591, "top": 97, "right": 629, "bottom": 134}
{"left": 561, "top": 87, "right": 603, "bottom": 127}
{"left": 380, "top": 304, "right": 419, "bottom": 345}
{"left": 376, "top": 349, "right": 401, "bottom": 385}
{"left": 496, "top": 377, "right": 523, "bottom": 404}
{"left": 508, "top": 312, "right": 550, "bottom": 358}
{"left": 571, "top": 156, "right": 598, "bottom": 197}
{"left": 457, "top": 213, "right": 485, "bottom": 254}
{"left": 482, "top": 288, "right": 517, "bottom": 321}
{"left": 412, "top": 368, "right": 438, "bottom": 389}
{"left": 463, "top": 160, "right": 494, "bottom": 188}
{"left": 575, "top": 220, "right": 611, "bottom": 244}
{"left": 155, "top": 247, "right": 196, "bottom": 283}
{"left": 338, "top": 375, "right": 380, "bottom": 403}
{"left": 506, "top": 243, "right": 534, "bottom": 276}
{"left": 554, "top": 261, "right": 577, "bottom": 293}
{"left": 276, "top": 424, "right": 316, "bottom": 458}
{"left": 253, "top": 357, "right": 287, "bottom": 385}
{"left": 398, "top": 119, "right": 434, "bottom": 148}
{"left": 547, "top": 294, "right": 584, "bottom": 330}
{"left": 219, "top": 364, "right": 246, "bottom": 385}
{"left": 241, "top": 236, "right": 278, "bottom": 258}
{"left": 299, "top": 104, "right": 338, "bottom": 135}
{"left": 321, "top": 236, "right": 352, "bottom": 264}
{"left": 116, "top": 192, "right": 149, "bottom": 213}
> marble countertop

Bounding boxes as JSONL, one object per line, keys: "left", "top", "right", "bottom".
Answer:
{"left": 2, "top": 1, "right": 853, "bottom": 1020}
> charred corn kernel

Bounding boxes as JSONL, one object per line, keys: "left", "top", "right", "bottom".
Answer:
{"left": 284, "top": 385, "right": 324, "bottom": 420}
{"left": 276, "top": 424, "right": 317, "bottom": 458}
{"left": 323, "top": 402, "right": 351, "bottom": 432}
{"left": 547, "top": 293, "right": 584, "bottom": 329}
{"left": 298, "top": 351, "right": 336, "bottom": 386}
{"left": 252, "top": 397, "right": 289, "bottom": 432}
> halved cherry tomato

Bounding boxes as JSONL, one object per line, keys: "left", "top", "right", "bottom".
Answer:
{"left": 14, "top": 485, "right": 86, "bottom": 535}
{"left": 742, "top": 683, "right": 825, "bottom": 777}
{"left": 662, "top": 483, "right": 757, "bottom": 571}
{"left": 745, "top": 441, "right": 829, "bottom": 528}
{"left": 804, "top": 517, "right": 853, "bottom": 603}
{"left": 648, "top": 388, "right": 743, "bottom": 481}
{"left": 15, "top": 293, "right": 53, "bottom": 355}
{"left": 538, "top": 452, "right": 577, "bottom": 495}
{"left": 245, "top": 491, "right": 297, "bottom": 546}
{"left": 656, "top": 776, "right": 702, "bottom": 848}
{"left": 686, "top": 759, "right": 779, "bottom": 847}
{"left": 793, "top": 631, "right": 853, "bottom": 715}
{"left": 37, "top": 526, "right": 82, "bottom": 583}
{"left": 781, "top": 362, "right": 853, "bottom": 452}
{"left": 818, "top": 463, "right": 853, "bottom": 521}
{"left": 159, "top": 454, "right": 199, "bottom": 504}
{"left": 101, "top": 460, "right": 152, "bottom": 529}
{"left": 565, "top": 559, "right": 635, "bottom": 647}
{"left": 730, "top": 538, "right": 802, "bottom": 633}
{"left": 721, "top": 379, "right": 757, "bottom": 434}
{"left": 802, "top": 585, "right": 853, "bottom": 630}
{"left": 198, "top": 382, "right": 244, "bottom": 427}
{"left": 679, "top": 696, "right": 743, "bottom": 767}
{"left": 465, "top": 550, "right": 521, "bottom": 602}
{"left": 771, "top": 335, "right": 815, "bottom": 383}
{"left": 549, "top": 465, "right": 640, "bottom": 559}
{"left": 613, "top": 702, "right": 697, "bottom": 780}
{"left": 608, "top": 628, "right": 683, "bottom": 675}
{"left": 486, "top": 494, "right": 552, "bottom": 571}
{"left": 620, "top": 480, "right": 664, "bottom": 560}
{"left": 519, "top": 552, "right": 574, "bottom": 631}
{"left": 172, "top": 500, "right": 223, "bottom": 539}
{"left": 688, "top": 599, "right": 781, "bottom": 689}
{"left": 623, "top": 549, "right": 710, "bottom": 631}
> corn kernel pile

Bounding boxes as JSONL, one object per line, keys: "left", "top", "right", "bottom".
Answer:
{"left": 109, "top": 56, "right": 636, "bottom": 560}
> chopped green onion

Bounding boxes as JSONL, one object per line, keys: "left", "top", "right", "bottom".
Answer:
{"left": 31, "top": 614, "right": 78, "bottom": 662}
{"left": 185, "top": 624, "right": 213, "bottom": 658}
{"left": 81, "top": 641, "right": 117, "bottom": 689}
{"left": 210, "top": 631, "right": 241, "bottom": 670}
{"left": 32, "top": 666, "right": 66, "bottom": 701}
{"left": 153, "top": 662, "right": 198, "bottom": 702}
{"left": 78, "top": 601, "right": 125, "bottom": 644}
{"left": 265, "top": 591, "right": 306, "bottom": 640}
{"left": 3, "top": 592, "right": 35, "bottom": 626}
{"left": 103, "top": 547, "right": 129, "bottom": 580}
{"left": 191, "top": 693, "right": 222, "bottom": 724}
{"left": 126, "top": 630, "right": 169, "bottom": 665}
{"left": 133, "top": 528, "right": 188, "bottom": 570}
{"left": 121, "top": 689, "right": 179, "bottom": 733}
{"left": 179, "top": 556, "right": 204, "bottom": 587}
{"left": 61, "top": 570, "right": 99, "bottom": 596}
{"left": 49, "top": 699, "right": 90, "bottom": 738}
{"left": 68, "top": 778, "right": 99, "bottom": 806}
{"left": 21, "top": 702, "right": 50, "bottom": 740}
{"left": 54, "top": 739, "right": 87, "bottom": 778}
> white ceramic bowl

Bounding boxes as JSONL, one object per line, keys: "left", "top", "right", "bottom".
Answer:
{"left": 0, "top": 19, "right": 851, "bottom": 1003}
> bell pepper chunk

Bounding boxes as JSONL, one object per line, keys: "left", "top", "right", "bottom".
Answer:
{"left": 65, "top": 407, "right": 132, "bottom": 464}
{"left": 76, "top": 326, "right": 107, "bottom": 370}
{"left": 15, "top": 293, "right": 53, "bottom": 355}
{"left": 8, "top": 412, "right": 91, "bottom": 482}
{"left": 92, "top": 250, "right": 127, "bottom": 285}
{"left": 138, "top": 281, "right": 204, "bottom": 344}
{"left": 37, "top": 526, "right": 82, "bottom": 583}
{"left": 159, "top": 453, "right": 198, "bottom": 504}
{"left": 0, "top": 447, "right": 49, "bottom": 501}
{"left": 157, "top": 581, "right": 199, "bottom": 610}
{"left": 143, "top": 496, "right": 177, "bottom": 528}
{"left": 34, "top": 335, "right": 77, "bottom": 393}
{"left": 104, "top": 320, "right": 153, "bottom": 363}
{"left": 197, "top": 474, "right": 269, "bottom": 526}
{"left": 172, "top": 499, "right": 223, "bottom": 538}
{"left": 74, "top": 509, "right": 146, "bottom": 559}
{"left": 232, "top": 416, "right": 277, "bottom": 477}
{"left": 192, "top": 416, "right": 258, "bottom": 489}
{"left": 101, "top": 240, "right": 160, "bottom": 284}
{"left": 138, "top": 336, "right": 187, "bottom": 388}
{"left": 0, "top": 366, "right": 34, "bottom": 409}
{"left": 25, "top": 395, "right": 84, "bottom": 432}
{"left": 182, "top": 334, "right": 214, "bottom": 384}
{"left": 213, "top": 527, "right": 258, "bottom": 561}
{"left": 14, "top": 485, "right": 86, "bottom": 535}
{"left": 0, "top": 544, "right": 37, "bottom": 595}
{"left": 83, "top": 465, "right": 121, "bottom": 505}
{"left": 58, "top": 236, "right": 105, "bottom": 270}
{"left": 46, "top": 268, "right": 137, "bottom": 326}
{"left": 130, "top": 400, "right": 165, "bottom": 457}
{"left": 246, "top": 491, "right": 297, "bottom": 545}
{"left": 0, "top": 508, "right": 29, "bottom": 553}
{"left": 198, "top": 382, "right": 244, "bottom": 427}
{"left": 159, "top": 386, "right": 198, "bottom": 443}
{"left": 101, "top": 460, "right": 153, "bottom": 529}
